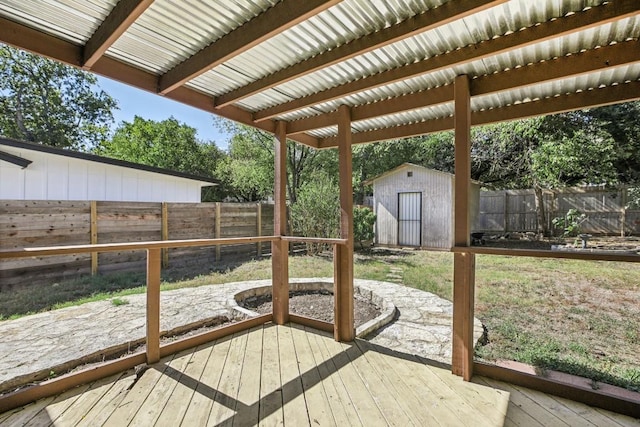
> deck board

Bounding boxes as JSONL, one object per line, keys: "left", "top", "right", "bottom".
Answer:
{"left": 306, "top": 327, "right": 362, "bottom": 426}
{"left": 2, "top": 323, "right": 639, "bottom": 427}
{"left": 229, "top": 327, "right": 262, "bottom": 427}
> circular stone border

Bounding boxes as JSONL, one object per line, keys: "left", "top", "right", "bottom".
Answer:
{"left": 230, "top": 280, "right": 397, "bottom": 338}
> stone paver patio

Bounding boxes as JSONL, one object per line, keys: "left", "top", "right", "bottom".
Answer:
{"left": 0, "top": 278, "right": 482, "bottom": 393}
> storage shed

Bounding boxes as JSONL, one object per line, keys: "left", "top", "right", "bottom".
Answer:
{"left": 0, "top": 138, "right": 218, "bottom": 202}
{"left": 369, "top": 163, "right": 480, "bottom": 249}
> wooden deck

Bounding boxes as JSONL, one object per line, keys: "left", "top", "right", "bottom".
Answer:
{"left": 1, "top": 323, "right": 638, "bottom": 427}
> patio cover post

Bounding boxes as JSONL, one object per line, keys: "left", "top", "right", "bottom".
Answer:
{"left": 334, "top": 104, "right": 355, "bottom": 341}
{"left": 146, "top": 248, "right": 161, "bottom": 364}
{"left": 272, "top": 120, "right": 290, "bottom": 325}
{"left": 452, "top": 74, "right": 475, "bottom": 381}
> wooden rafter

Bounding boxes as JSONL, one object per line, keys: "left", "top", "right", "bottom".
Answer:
{"left": 83, "top": 0, "right": 154, "bottom": 69}
{"left": 253, "top": 0, "right": 640, "bottom": 122}
{"left": 214, "top": 0, "right": 506, "bottom": 108}
{"left": 158, "top": 0, "right": 341, "bottom": 95}
{"left": 317, "top": 80, "right": 640, "bottom": 147}
{"left": 0, "top": 16, "right": 319, "bottom": 148}
{"left": 288, "top": 39, "right": 640, "bottom": 134}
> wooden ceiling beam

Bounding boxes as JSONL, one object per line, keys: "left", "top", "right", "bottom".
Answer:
{"left": 214, "top": 0, "right": 506, "bottom": 108}
{"left": 318, "top": 81, "right": 640, "bottom": 147}
{"left": 0, "top": 17, "right": 319, "bottom": 148}
{"left": 289, "top": 39, "right": 640, "bottom": 134}
{"left": 82, "top": 0, "right": 154, "bottom": 69}
{"left": 158, "top": 0, "right": 341, "bottom": 95}
{"left": 254, "top": 0, "right": 640, "bottom": 122}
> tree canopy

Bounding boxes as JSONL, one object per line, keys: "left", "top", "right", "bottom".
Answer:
{"left": 96, "top": 116, "right": 222, "bottom": 177}
{"left": 0, "top": 45, "right": 117, "bottom": 150}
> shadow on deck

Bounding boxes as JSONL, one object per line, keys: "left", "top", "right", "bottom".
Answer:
{"left": 1, "top": 323, "right": 638, "bottom": 426}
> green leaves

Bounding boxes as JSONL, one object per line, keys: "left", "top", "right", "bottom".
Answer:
{"left": 0, "top": 45, "right": 117, "bottom": 150}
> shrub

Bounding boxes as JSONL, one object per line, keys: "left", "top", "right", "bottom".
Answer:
{"left": 354, "top": 206, "right": 376, "bottom": 249}
{"left": 289, "top": 173, "right": 340, "bottom": 254}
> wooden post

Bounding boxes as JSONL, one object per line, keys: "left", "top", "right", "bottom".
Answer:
{"left": 257, "top": 202, "right": 262, "bottom": 257}
{"left": 621, "top": 186, "right": 627, "bottom": 237}
{"left": 272, "top": 121, "right": 289, "bottom": 325}
{"left": 146, "top": 248, "right": 161, "bottom": 364}
{"left": 503, "top": 192, "right": 508, "bottom": 233}
{"left": 90, "top": 201, "right": 98, "bottom": 275}
{"left": 161, "top": 202, "right": 169, "bottom": 268}
{"left": 334, "top": 104, "right": 355, "bottom": 342}
{"left": 215, "top": 202, "right": 221, "bottom": 262}
{"left": 452, "top": 74, "right": 475, "bottom": 381}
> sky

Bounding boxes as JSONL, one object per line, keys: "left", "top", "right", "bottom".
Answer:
{"left": 97, "top": 76, "right": 233, "bottom": 150}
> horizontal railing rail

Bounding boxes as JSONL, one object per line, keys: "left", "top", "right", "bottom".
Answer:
{"left": 0, "top": 236, "right": 279, "bottom": 259}
{"left": 452, "top": 246, "right": 640, "bottom": 263}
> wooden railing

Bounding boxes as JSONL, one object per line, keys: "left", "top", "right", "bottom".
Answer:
{"left": 452, "top": 246, "right": 640, "bottom": 263}
{"left": 0, "top": 235, "right": 349, "bottom": 412}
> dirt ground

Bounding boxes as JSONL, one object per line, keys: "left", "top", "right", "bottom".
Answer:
{"left": 241, "top": 290, "right": 381, "bottom": 327}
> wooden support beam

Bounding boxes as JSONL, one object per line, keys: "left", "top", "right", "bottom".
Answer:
{"left": 159, "top": 0, "right": 340, "bottom": 94}
{"left": 146, "top": 248, "right": 161, "bottom": 364}
{"left": 82, "top": 0, "right": 154, "bottom": 69}
{"left": 318, "top": 80, "right": 640, "bottom": 147}
{"left": 293, "top": 40, "right": 640, "bottom": 135}
{"left": 215, "top": 0, "right": 505, "bottom": 107}
{"left": 253, "top": 0, "right": 640, "bottom": 122}
{"left": 90, "top": 200, "right": 98, "bottom": 275}
{"left": 452, "top": 75, "right": 475, "bottom": 381}
{"left": 334, "top": 105, "right": 355, "bottom": 342}
{"left": 272, "top": 121, "right": 289, "bottom": 325}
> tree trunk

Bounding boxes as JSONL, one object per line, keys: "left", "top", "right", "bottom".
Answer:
{"left": 533, "top": 185, "right": 548, "bottom": 236}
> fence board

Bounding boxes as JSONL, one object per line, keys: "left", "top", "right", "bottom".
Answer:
{"left": 0, "top": 200, "right": 274, "bottom": 289}
{"left": 477, "top": 187, "right": 638, "bottom": 235}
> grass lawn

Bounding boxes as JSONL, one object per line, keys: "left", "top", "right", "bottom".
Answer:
{"left": 2, "top": 248, "right": 639, "bottom": 392}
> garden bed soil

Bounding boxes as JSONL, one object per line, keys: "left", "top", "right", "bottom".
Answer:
{"left": 241, "top": 290, "right": 381, "bottom": 327}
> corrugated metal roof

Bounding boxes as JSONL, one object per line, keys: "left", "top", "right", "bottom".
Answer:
{"left": 0, "top": 0, "right": 638, "bottom": 145}
{"left": 0, "top": 0, "right": 116, "bottom": 44}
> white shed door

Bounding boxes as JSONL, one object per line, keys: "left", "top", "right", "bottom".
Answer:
{"left": 398, "top": 192, "right": 421, "bottom": 246}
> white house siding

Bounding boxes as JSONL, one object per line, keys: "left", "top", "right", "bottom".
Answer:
{"left": 372, "top": 164, "right": 480, "bottom": 250}
{"left": 0, "top": 146, "right": 204, "bottom": 202}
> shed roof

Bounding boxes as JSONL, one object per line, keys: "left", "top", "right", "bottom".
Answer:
{"left": 364, "top": 162, "right": 482, "bottom": 185}
{"left": 0, "top": 1, "right": 638, "bottom": 148}
{"left": 0, "top": 137, "right": 220, "bottom": 185}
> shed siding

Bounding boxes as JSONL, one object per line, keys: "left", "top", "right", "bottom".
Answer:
{"left": 0, "top": 146, "right": 204, "bottom": 202}
{"left": 373, "top": 164, "right": 480, "bottom": 250}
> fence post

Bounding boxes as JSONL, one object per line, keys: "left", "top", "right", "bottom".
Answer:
{"left": 215, "top": 202, "right": 221, "bottom": 261}
{"left": 90, "top": 201, "right": 98, "bottom": 275}
{"left": 161, "top": 202, "right": 169, "bottom": 268}
{"left": 503, "top": 192, "right": 508, "bottom": 233}
{"left": 146, "top": 248, "right": 161, "bottom": 364}
{"left": 257, "top": 203, "right": 262, "bottom": 257}
{"left": 621, "top": 187, "right": 627, "bottom": 237}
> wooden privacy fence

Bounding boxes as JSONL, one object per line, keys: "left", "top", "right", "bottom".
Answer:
{"left": 0, "top": 200, "right": 275, "bottom": 289}
{"left": 477, "top": 187, "right": 640, "bottom": 235}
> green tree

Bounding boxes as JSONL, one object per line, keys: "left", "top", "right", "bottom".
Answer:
{"left": 289, "top": 171, "right": 340, "bottom": 253}
{"left": 0, "top": 45, "right": 117, "bottom": 150}
{"left": 215, "top": 128, "right": 274, "bottom": 202}
{"left": 471, "top": 115, "right": 617, "bottom": 234}
{"left": 96, "top": 116, "right": 224, "bottom": 200}
{"left": 214, "top": 118, "right": 338, "bottom": 203}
